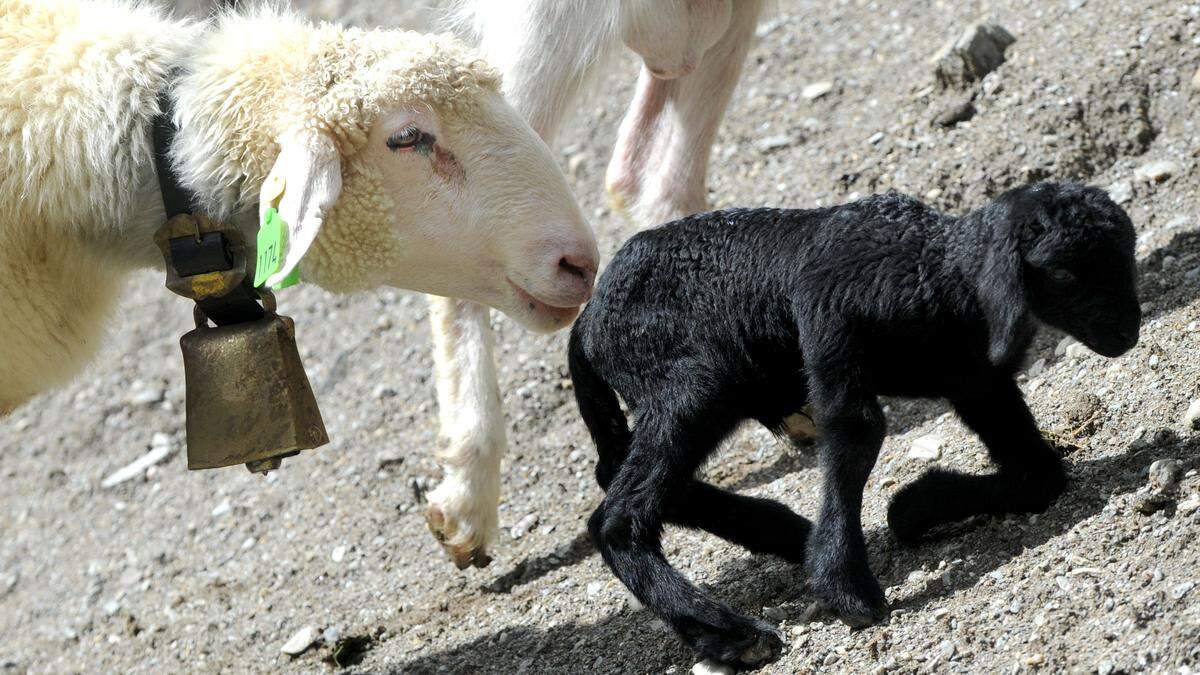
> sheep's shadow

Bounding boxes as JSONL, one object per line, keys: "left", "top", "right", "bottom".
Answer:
{"left": 394, "top": 437, "right": 1198, "bottom": 674}
{"left": 473, "top": 226, "right": 1200, "bottom": 596}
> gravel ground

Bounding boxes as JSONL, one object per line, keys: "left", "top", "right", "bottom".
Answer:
{"left": 3, "top": 1, "right": 1200, "bottom": 673}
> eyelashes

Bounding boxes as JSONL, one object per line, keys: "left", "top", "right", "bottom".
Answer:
{"left": 387, "top": 125, "right": 434, "bottom": 153}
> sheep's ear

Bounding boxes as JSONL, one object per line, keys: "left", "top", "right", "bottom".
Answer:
{"left": 257, "top": 130, "right": 343, "bottom": 288}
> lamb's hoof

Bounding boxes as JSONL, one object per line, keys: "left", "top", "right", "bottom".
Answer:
{"left": 425, "top": 504, "right": 493, "bottom": 569}
{"left": 693, "top": 618, "right": 784, "bottom": 671}
{"left": 736, "top": 623, "right": 784, "bottom": 669}
{"left": 809, "top": 574, "right": 888, "bottom": 629}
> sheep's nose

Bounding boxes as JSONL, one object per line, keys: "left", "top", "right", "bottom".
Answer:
{"left": 559, "top": 254, "right": 597, "bottom": 290}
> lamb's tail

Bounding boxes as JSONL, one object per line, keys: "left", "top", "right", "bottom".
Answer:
{"left": 567, "top": 329, "right": 630, "bottom": 490}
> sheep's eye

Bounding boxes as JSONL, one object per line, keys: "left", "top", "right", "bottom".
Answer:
{"left": 1048, "top": 268, "right": 1077, "bottom": 284}
{"left": 387, "top": 126, "right": 423, "bottom": 150}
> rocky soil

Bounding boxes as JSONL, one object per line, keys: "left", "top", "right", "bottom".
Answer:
{"left": 3, "top": 1, "right": 1200, "bottom": 673}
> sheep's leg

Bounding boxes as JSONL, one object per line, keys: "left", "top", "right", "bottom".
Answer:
{"left": 666, "top": 481, "right": 811, "bottom": 563}
{"left": 804, "top": 358, "right": 888, "bottom": 627}
{"left": 468, "top": 0, "right": 618, "bottom": 144}
{"left": 424, "top": 297, "right": 506, "bottom": 569}
{"left": 590, "top": 408, "right": 783, "bottom": 669}
{"left": 887, "top": 379, "right": 1066, "bottom": 544}
{"left": 605, "top": 0, "right": 763, "bottom": 228}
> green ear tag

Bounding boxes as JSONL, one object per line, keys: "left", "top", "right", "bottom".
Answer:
{"left": 254, "top": 207, "right": 286, "bottom": 288}
{"left": 274, "top": 267, "right": 301, "bottom": 290}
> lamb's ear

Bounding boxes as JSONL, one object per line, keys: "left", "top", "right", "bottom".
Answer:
{"left": 978, "top": 186, "right": 1044, "bottom": 366}
{"left": 257, "top": 130, "right": 343, "bottom": 288}
{"left": 978, "top": 238, "right": 1027, "bottom": 366}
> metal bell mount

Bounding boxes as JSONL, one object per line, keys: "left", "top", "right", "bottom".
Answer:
{"left": 155, "top": 213, "right": 328, "bottom": 474}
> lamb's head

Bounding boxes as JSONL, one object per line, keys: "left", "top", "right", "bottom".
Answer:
{"left": 174, "top": 12, "right": 597, "bottom": 332}
{"left": 976, "top": 182, "right": 1140, "bottom": 365}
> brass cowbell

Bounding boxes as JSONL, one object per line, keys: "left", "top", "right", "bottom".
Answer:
{"left": 180, "top": 298, "right": 327, "bottom": 472}
{"left": 156, "top": 213, "right": 328, "bottom": 473}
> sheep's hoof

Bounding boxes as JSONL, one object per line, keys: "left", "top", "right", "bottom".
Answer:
{"left": 425, "top": 504, "right": 493, "bottom": 570}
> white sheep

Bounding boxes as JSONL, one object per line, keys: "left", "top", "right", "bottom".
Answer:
{"left": 0, "top": 0, "right": 598, "bottom": 567}
{"left": 408, "top": 0, "right": 765, "bottom": 568}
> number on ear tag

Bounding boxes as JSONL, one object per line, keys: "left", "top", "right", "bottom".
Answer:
{"left": 255, "top": 207, "right": 286, "bottom": 288}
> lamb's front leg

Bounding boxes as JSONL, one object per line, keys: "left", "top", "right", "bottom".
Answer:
{"left": 806, "top": 367, "right": 889, "bottom": 627}
{"left": 887, "top": 378, "right": 1066, "bottom": 544}
{"left": 424, "top": 296, "right": 506, "bottom": 569}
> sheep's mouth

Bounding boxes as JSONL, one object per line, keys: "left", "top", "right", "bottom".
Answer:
{"left": 506, "top": 278, "right": 582, "bottom": 326}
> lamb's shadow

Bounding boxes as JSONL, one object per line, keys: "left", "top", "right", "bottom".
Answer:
{"left": 395, "top": 438, "right": 1199, "bottom": 674}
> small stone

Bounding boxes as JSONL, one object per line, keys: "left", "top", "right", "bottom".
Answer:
{"left": 0, "top": 572, "right": 17, "bottom": 598}
{"left": 210, "top": 500, "right": 232, "bottom": 518}
{"left": 867, "top": 131, "right": 885, "bottom": 145}
{"left": 754, "top": 134, "right": 793, "bottom": 153}
{"left": 1181, "top": 399, "right": 1200, "bottom": 430}
{"left": 1178, "top": 496, "right": 1200, "bottom": 515}
{"left": 1024, "top": 653, "right": 1045, "bottom": 666}
{"left": 1106, "top": 180, "right": 1133, "bottom": 205}
{"left": 331, "top": 545, "right": 348, "bottom": 563}
{"left": 1171, "top": 581, "right": 1195, "bottom": 600}
{"left": 1148, "top": 354, "right": 1160, "bottom": 369}
{"left": 1055, "top": 336, "right": 1077, "bottom": 356}
{"left": 101, "top": 440, "right": 175, "bottom": 489}
{"left": 322, "top": 626, "right": 341, "bottom": 644}
{"left": 802, "top": 81, "right": 834, "bottom": 101}
{"left": 1065, "top": 341, "right": 1091, "bottom": 359}
{"left": 1148, "top": 459, "right": 1182, "bottom": 493}
{"left": 1027, "top": 358, "right": 1047, "bottom": 378}
{"left": 937, "top": 640, "right": 956, "bottom": 661}
{"left": 1134, "top": 492, "right": 1172, "bottom": 515}
{"left": 586, "top": 581, "right": 605, "bottom": 598}
{"left": 510, "top": 513, "right": 540, "bottom": 540}
{"left": 762, "top": 605, "right": 788, "bottom": 621}
{"left": 102, "top": 600, "right": 121, "bottom": 617}
{"left": 374, "top": 315, "right": 393, "bottom": 331}
{"left": 1134, "top": 160, "right": 1179, "bottom": 183}
{"left": 692, "top": 659, "right": 735, "bottom": 675}
{"left": 908, "top": 435, "right": 944, "bottom": 461}
{"left": 931, "top": 23, "right": 1017, "bottom": 89}
{"left": 934, "top": 96, "right": 976, "bottom": 127}
{"left": 372, "top": 384, "right": 398, "bottom": 399}
{"left": 281, "top": 626, "right": 318, "bottom": 656}
{"left": 128, "top": 385, "right": 164, "bottom": 407}
{"left": 1098, "top": 661, "right": 1115, "bottom": 675}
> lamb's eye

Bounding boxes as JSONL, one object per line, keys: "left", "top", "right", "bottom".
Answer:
{"left": 387, "top": 126, "right": 423, "bottom": 150}
{"left": 1049, "top": 268, "right": 1077, "bottom": 284}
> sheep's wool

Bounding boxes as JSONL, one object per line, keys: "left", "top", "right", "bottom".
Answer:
{"left": 0, "top": 0, "right": 500, "bottom": 409}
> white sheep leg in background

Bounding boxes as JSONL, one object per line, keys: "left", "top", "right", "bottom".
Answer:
{"left": 424, "top": 296, "right": 506, "bottom": 569}
{"left": 606, "top": 0, "right": 764, "bottom": 227}
{"left": 421, "top": 0, "right": 619, "bottom": 566}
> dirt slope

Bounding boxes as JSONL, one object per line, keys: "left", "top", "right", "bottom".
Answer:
{"left": 2, "top": 1, "right": 1199, "bottom": 673}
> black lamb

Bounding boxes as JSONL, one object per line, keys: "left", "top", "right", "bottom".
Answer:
{"left": 567, "top": 182, "right": 1140, "bottom": 669}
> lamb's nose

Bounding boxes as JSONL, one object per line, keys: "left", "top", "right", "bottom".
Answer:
{"left": 558, "top": 254, "right": 597, "bottom": 290}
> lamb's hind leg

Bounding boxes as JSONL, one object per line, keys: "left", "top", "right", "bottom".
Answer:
{"left": 887, "top": 378, "right": 1066, "bottom": 544}
{"left": 424, "top": 297, "right": 505, "bottom": 569}
{"left": 590, "top": 408, "right": 783, "bottom": 669}
{"left": 667, "top": 481, "right": 811, "bottom": 564}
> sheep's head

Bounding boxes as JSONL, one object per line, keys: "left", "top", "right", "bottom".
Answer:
{"left": 175, "top": 12, "right": 597, "bottom": 332}
{"left": 977, "top": 182, "right": 1140, "bottom": 364}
